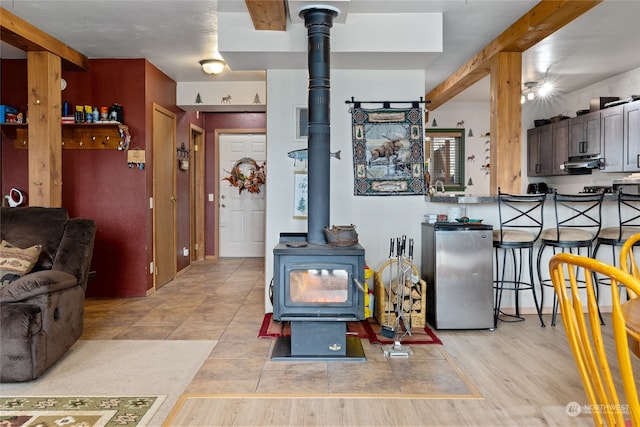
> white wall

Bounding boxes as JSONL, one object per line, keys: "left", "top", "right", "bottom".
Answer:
{"left": 426, "top": 102, "right": 491, "bottom": 195}
{"left": 265, "top": 69, "right": 428, "bottom": 311}
{"left": 263, "top": 66, "right": 640, "bottom": 314}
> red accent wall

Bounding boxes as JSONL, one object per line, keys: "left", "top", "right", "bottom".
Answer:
{"left": 61, "top": 59, "right": 150, "bottom": 297}
{"left": 1, "top": 58, "right": 263, "bottom": 293}
{"left": 1, "top": 58, "right": 204, "bottom": 296}
{"left": 1, "top": 60, "right": 29, "bottom": 201}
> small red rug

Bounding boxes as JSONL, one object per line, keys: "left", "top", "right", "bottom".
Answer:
{"left": 258, "top": 313, "right": 442, "bottom": 345}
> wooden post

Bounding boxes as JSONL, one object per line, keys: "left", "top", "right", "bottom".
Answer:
{"left": 490, "top": 52, "right": 522, "bottom": 195}
{"left": 27, "top": 51, "right": 62, "bottom": 207}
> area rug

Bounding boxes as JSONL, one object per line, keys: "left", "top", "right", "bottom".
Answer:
{"left": 258, "top": 313, "right": 442, "bottom": 345}
{"left": 0, "top": 340, "right": 216, "bottom": 426}
{"left": 0, "top": 395, "right": 163, "bottom": 427}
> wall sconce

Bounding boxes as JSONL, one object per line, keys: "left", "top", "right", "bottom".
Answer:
{"left": 200, "top": 59, "right": 226, "bottom": 75}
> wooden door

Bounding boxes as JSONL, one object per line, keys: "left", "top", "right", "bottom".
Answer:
{"left": 191, "top": 124, "right": 205, "bottom": 261}
{"left": 153, "top": 104, "right": 177, "bottom": 288}
{"left": 218, "top": 133, "right": 266, "bottom": 257}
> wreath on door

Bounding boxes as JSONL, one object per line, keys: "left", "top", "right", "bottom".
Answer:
{"left": 222, "top": 157, "right": 266, "bottom": 194}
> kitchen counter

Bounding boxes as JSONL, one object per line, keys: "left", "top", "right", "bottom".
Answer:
{"left": 428, "top": 193, "right": 617, "bottom": 204}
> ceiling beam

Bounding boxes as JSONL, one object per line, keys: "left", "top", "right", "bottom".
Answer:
{"left": 0, "top": 7, "right": 88, "bottom": 71}
{"left": 425, "top": 0, "right": 602, "bottom": 110}
{"left": 244, "top": 0, "right": 287, "bottom": 31}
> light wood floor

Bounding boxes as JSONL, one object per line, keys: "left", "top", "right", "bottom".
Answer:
{"left": 82, "top": 258, "right": 639, "bottom": 426}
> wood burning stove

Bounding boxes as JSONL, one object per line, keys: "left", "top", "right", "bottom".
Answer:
{"left": 271, "top": 234, "right": 366, "bottom": 360}
{"left": 273, "top": 236, "right": 365, "bottom": 321}
{"left": 271, "top": 5, "right": 366, "bottom": 361}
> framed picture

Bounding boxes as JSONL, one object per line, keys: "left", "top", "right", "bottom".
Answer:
{"left": 294, "top": 105, "right": 308, "bottom": 142}
{"left": 293, "top": 171, "right": 308, "bottom": 218}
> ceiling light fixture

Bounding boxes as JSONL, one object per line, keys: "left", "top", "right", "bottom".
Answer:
{"left": 538, "top": 81, "right": 553, "bottom": 97}
{"left": 521, "top": 80, "right": 554, "bottom": 104}
{"left": 200, "top": 58, "right": 226, "bottom": 75}
{"left": 521, "top": 81, "right": 539, "bottom": 104}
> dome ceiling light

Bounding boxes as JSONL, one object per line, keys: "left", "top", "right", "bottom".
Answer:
{"left": 199, "top": 58, "right": 226, "bottom": 75}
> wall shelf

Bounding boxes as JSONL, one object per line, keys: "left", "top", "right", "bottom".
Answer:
{"left": 1, "top": 123, "right": 129, "bottom": 150}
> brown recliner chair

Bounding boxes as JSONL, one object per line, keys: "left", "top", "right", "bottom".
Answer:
{"left": 0, "top": 207, "right": 96, "bottom": 382}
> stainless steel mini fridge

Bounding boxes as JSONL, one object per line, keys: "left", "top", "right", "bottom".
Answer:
{"left": 421, "top": 222, "right": 494, "bottom": 329}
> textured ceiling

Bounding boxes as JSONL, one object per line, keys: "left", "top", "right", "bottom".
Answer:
{"left": 1, "top": 0, "right": 638, "bottom": 102}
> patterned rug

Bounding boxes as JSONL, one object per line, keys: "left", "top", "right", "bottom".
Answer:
{"left": 0, "top": 395, "right": 163, "bottom": 427}
{"left": 0, "top": 340, "right": 216, "bottom": 427}
{"left": 258, "top": 313, "right": 442, "bottom": 345}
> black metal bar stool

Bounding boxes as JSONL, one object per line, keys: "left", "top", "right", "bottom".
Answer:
{"left": 536, "top": 190, "right": 604, "bottom": 326}
{"left": 593, "top": 189, "right": 640, "bottom": 308}
{"left": 493, "top": 189, "right": 546, "bottom": 328}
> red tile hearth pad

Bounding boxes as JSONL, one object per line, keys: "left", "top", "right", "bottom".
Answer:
{"left": 258, "top": 313, "right": 442, "bottom": 345}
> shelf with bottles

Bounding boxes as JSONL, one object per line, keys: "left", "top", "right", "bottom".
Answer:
{"left": 1, "top": 123, "right": 129, "bottom": 150}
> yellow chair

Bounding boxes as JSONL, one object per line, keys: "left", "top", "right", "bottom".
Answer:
{"left": 620, "top": 233, "right": 640, "bottom": 359}
{"left": 620, "top": 233, "right": 640, "bottom": 298}
{"left": 549, "top": 253, "right": 640, "bottom": 427}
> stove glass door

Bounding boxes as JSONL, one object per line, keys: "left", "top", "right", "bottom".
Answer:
{"left": 289, "top": 268, "right": 349, "bottom": 304}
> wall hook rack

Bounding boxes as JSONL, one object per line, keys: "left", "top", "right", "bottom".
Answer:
{"left": 177, "top": 143, "right": 189, "bottom": 159}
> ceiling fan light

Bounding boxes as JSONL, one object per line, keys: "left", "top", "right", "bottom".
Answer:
{"left": 527, "top": 91, "right": 535, "bottom": 101}
{"left": 521, "top": 94, "right": 525, "bottom": 104}
{"left": 200, "top": 59, "right": 226, "bottom": 75}
{"left": 538, "top": 81, "right": 552, "bottom": 97}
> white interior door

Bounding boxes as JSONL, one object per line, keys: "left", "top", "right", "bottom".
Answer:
{"left": 219, "top": 133, "right": 266, "bottom": 257}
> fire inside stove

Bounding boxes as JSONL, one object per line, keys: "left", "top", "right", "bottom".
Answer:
{"left": 275, "top": 254, "right": 363, "bottom": 320}
{"left": 289, "top": 269, "right": 349, "bottom": 304}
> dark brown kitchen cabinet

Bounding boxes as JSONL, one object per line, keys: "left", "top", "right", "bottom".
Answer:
{"left": 601, "top": 104, "right": 624, "bottom": 171}
{"left": 527, "top": 126, "right": 552, "bottom": 176}
{"left": 601, "top": 100, "right": 640, "bottom": 172}
{"left": 527, "top": 120, "right": 569, "bottom": 177}
{"left": 551, "top": 120, "right": 569, "bottom": 175}
{"left": 569, "top": 111, "right": 600, "bottom": 157}
{"left": 623, "top": 101, "right": 640, "bottom": 172}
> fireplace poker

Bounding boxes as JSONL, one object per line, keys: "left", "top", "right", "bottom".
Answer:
{"left": 383, "top": 236, "right": 414, "bottom": 357}
{"left": 381, "top": 238, "right": 396, "bottom": 338}
{"left": 394, "top": 237, "right": 413, "bottom": 339}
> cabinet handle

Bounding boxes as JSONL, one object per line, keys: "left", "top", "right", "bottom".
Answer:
{"left": 637, "top": 154, "right": 640, "bottom": 168}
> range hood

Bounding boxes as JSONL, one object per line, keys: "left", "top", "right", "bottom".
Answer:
{"left": 560, "top": 156, "right": 602, "bottom": 174}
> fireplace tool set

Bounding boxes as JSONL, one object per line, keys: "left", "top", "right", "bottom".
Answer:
{"left": 382, "top": 236, "right": 415, "bottom": 357}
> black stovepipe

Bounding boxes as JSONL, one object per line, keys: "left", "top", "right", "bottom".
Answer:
{"left": 299, "top": 6, "right": 338, "bottom": 245}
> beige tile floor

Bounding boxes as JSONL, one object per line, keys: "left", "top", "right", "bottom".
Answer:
{"left": 83, "top": 258, "right": 476, "bottom": 397}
